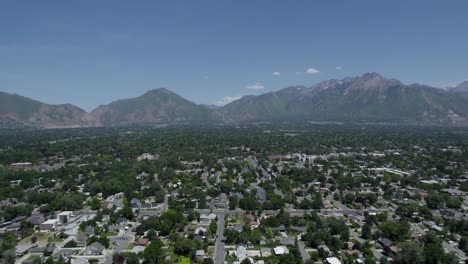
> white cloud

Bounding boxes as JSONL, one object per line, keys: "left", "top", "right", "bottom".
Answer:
{"left": 306, "top": 68, "right": 320, "bottom": 75}
{"left": 245, "top": 83, "right": 264, "bottom": 90}
{"left": 336, "top": 66, "right": 343, "bottom": 70}
{"left": 215, "top": 96, "right": 241, "bottom": 106}
{"left": 273, "top": 71, "right": 280, "bottom": 76}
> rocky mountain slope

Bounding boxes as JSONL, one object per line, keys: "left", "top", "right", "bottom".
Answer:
{"left": 448, "top": 81, "right": 468, "bottom": 98}
{"left": 90, "top": 88, "right": 220, "bottom": 126}
{"left": 220, "top": 73, "right": 468, "bottom": 125}
{"left": 2, "top": 73, "right": 468, "bottom": 128}
{"left": 0, "top": 92, "right": 88, "bottom": 128}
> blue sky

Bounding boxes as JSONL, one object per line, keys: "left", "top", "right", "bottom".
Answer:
{"left": 1, "top": 0, "right": 467, "bottom": 111}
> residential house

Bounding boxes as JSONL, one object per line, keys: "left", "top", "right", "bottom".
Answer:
{"left": 30, "top": 246, "right": 55, "bottom": 257}
{"left": 250, "top": 221, "right": 260, "bottom": 229}
{"left": 441, "top": 189, "right": 468, "bottom": 196}
{"left": 378, "top": 238, "right": 392, "bottom": 249}
{"left": 195, "top": 227, "right": 207, "bottom": 236}
{"left": 318, "top": 245, "right": 332, "bottom": 257}
{"left": 53, "top": 249, "right": 79, "bottom": 262}
{"left": 246, "top": 214, "right": 256, "bottom": 221}
{"left": 290, "top": 226, "right": 307, "bottom": 233}
{"left": 255, "top": 188, "right": 267, "bottom": 204}
{"left": 279, "top": 237, "right": 295, "bottom": 246}
{"left": 137, "top": 239, "right": 149, "bottom": 247}
{"left": 325, "top": 257, "right": 342, "bottom": 264}
{"left": 271, "top": 225, "right": 286, "bottom": 233}
{"left": 273, "top": 246, "right": 289, "bottom": 256}
{"left": 130, "top": 198, "right": 141, "bottom": 208}
{"left": 27, "top": 214, "right": 45, "bottom": 227}
{"left": 15, "top": 244, "right": 34, "bottom": 256}
{"left": 260, "top": 248, "right": 272, "bottom": 257}
{"left": 84, "top": 226, "right": 95, "bottom": 237}
{"left": 195, "top": 250, "right": 206, "bottom": 260}
{"left": 86, "top": 242, "right": 105, "bottom": 255}
{"left": 76, "top": 234, "right": 88, "bottom": 246}
{"left": 236, "top": 246, "right": 247, "bottom": 261}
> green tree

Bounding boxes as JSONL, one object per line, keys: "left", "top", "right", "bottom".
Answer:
{"left": 425, "top": 192, "right": 445, "bottom": 209}
{"left": 239, "top": 197, "right": 258, "bottom": 210}
{"left": 125, "top": 253, "right": 140, "bottom": 264}
{"left": 240, "top": 258, "right": 252, "bottom": 264}
{"left": 0, "top": 233, "right": 17, "bottom": 255}
{"left": 64, "top": 240, "right": 77, "bottom": 248}
{"left": 88, "top": 197, "right": 101, "bottom": 210}
{"left": 1, "top": 250, "right": 16, "bottom": 264}
{"left": 396, "top": 242, "right": 424, "bottom": 264}
{"left": 379, "top": 256, "right": 388, "bottom": 264}
{"left": 209, "top": 220, "right": 217, "bottom": 235}
{"left": 423, "top": 233, "right": 444, "bottom": 264}
{"left": 32, "top": 257, "right": 42, "bottom": 264}
{"left": 143, "top": 239, "right": 163, "bottom": 264}
{"left": 458, "top": 237, "right": 468, "bottom": 253}
{"left": 174, "top": 238, "right": 194, "bottom": 257}
{"left": 180, "top": 257, "right": 191, "bottom": 264}
{"left": 361, "top": 224, "right": 371, "bottom": 239}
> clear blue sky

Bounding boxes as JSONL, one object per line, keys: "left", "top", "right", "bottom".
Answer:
{"left": 1, "top": 0, "right": 467, "bottom": 111}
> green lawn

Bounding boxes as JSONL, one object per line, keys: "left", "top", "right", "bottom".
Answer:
{"left": 20, "top": 232, "right": 50, "bottom": 244}
{"left": 102, "top": 231, "right": 118, "bottom": 237}
{"left": 53, "top": 236, "right": 65, "bottom": 242}
{"left": 125, "top": 243, "right": 136, "bottom": 250}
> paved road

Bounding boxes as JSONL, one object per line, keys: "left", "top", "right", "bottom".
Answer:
{"left": 196, "top": 208, "right": 391, "bottom": 216}
{"left": 103, "top": 253, "right": 113, "bottom": 264}
{"left": 110, "top": 235, "right": 132, "bottom": 252}
{"left": 106, "top": 225, "right": 136, "bottom": 264}
{"left": 213, "top": 214, "right": 226, "bottom": 264}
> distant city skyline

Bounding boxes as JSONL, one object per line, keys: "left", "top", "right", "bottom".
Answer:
{"left": 1, "top": 0, "right": 467, "bottom": 111}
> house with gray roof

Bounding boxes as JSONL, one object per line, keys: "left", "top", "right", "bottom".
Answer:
{"left": 86, "top": 242, "right": 105, "bottom": 255}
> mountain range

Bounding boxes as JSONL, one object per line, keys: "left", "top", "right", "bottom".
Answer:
{"left": 447, "top": 81, "right": 468, "bottom": 98}
{"left": 2, "top": 73, "right": 468, "bottom": 128}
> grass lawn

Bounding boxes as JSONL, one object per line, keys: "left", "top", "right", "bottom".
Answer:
{"left": 20, "top": 232, "right": 50, "bottom": 244}
{"left": 125, "top": 243, "right": 136, "bottom": 250}
{"left": 207, "top": 246, "right": 214, "bottom": 255}
{"left": 102, "top": 231, "right": 118, "bottom": 237}
{"left": 229, "top": 215, "right": 245, "bottom": 225}
{"left": 26, "top": 256, "right": 41, "bottom": 262}
{"left": 53, "top": 236, "right": 64, "bottom": 242}
{"left": 225, "top": 254, "right": 236, "bottom": 263}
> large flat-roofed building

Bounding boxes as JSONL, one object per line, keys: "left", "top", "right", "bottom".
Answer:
{"left": 57, "top": 211, "right": 73, "bottom": 224}
{"left": 9, "top": 162, "right": 33, "bottom": 171}
{"left": 40, "top": 219, "right": 59, "bottom": 231}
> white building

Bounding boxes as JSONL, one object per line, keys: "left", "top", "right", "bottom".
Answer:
{"left": 325, "top": 257, "right": 342, "bottom": 264}
{"left": 137, "top": 153, "right": 159, "bottom": 161}
{"left": 273, "top": 246, "right": 289, "bottom": 256}
{"left": 40, "top": 219, "right": 59, "bottom": 231}
{"left": 57, "top": 211, "right": 73, "bottom": 224}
